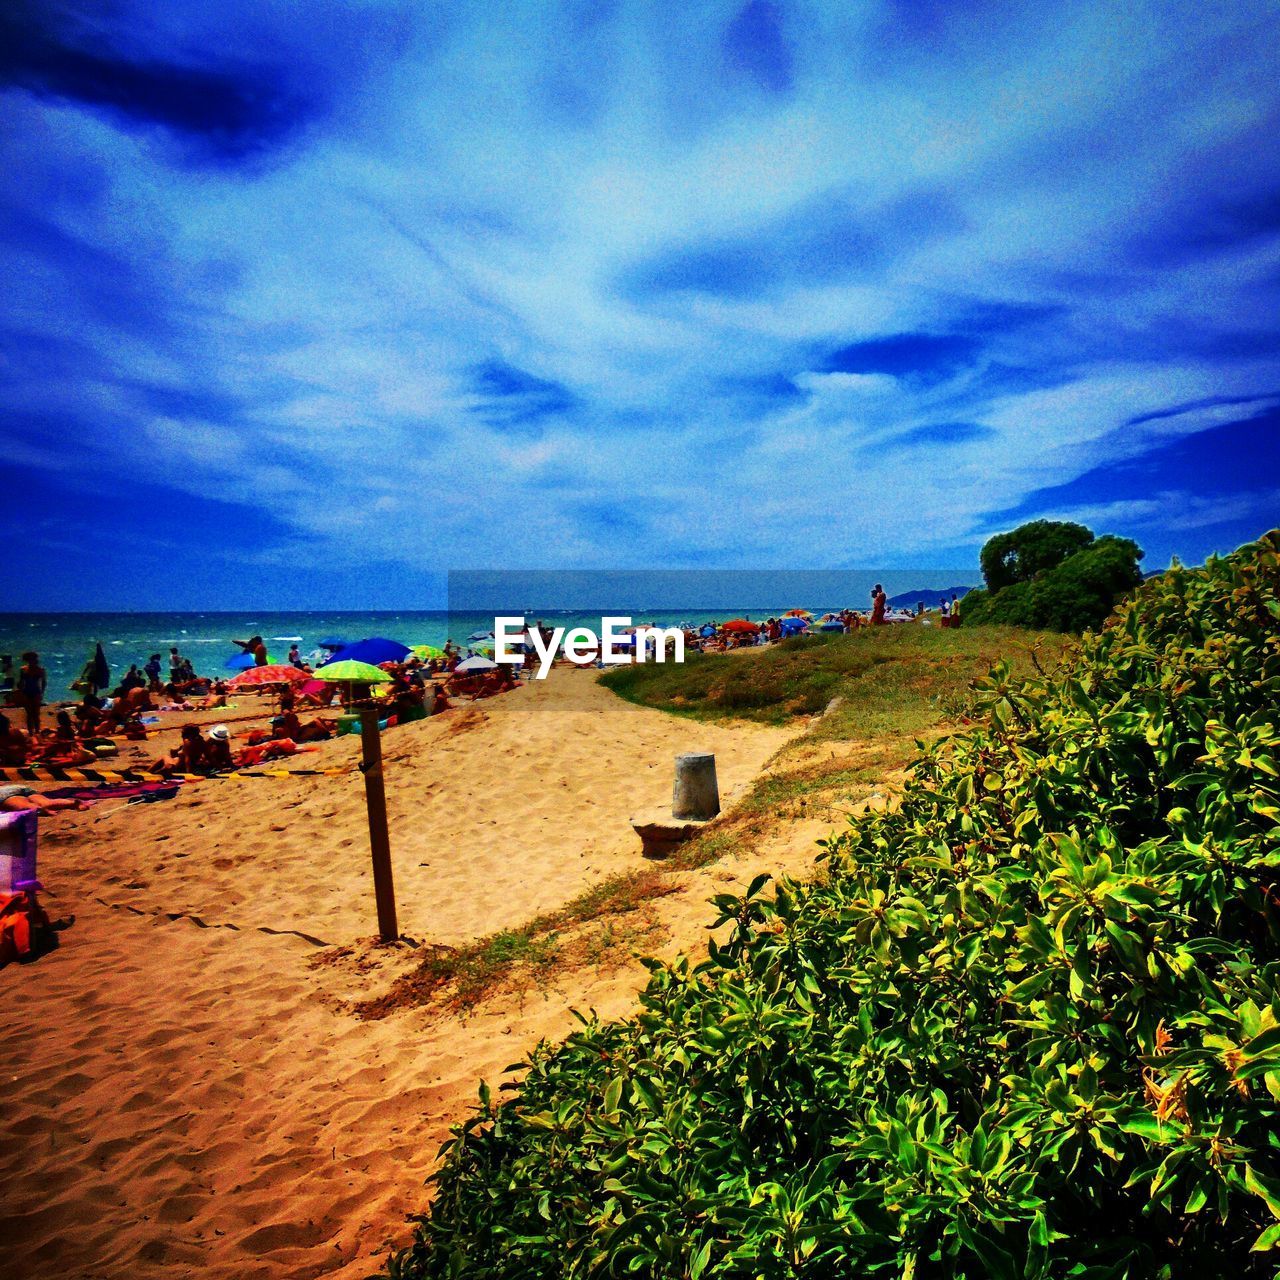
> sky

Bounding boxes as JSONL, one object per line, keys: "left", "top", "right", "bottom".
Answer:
{"left": 2, "top": 0, "right": 1278, "bottom": 610}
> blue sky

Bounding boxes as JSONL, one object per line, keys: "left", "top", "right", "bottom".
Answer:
{"left": 2, "top": 0, "right": 1278, "bottom": 609}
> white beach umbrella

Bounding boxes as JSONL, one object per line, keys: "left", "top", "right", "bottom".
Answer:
{"left": 455, "top": 655, "right": 498, "bottom": 673}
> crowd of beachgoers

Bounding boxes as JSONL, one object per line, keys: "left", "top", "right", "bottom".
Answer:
{"left": 0, "top": 585, "right": 960, "bottom": 814}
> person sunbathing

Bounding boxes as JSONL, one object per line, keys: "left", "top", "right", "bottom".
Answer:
{"left": 204, "top": 725, "right": 235, "bottom": 772}
{"left": 450, "top": 674, "right": 482, "bottom": 698}
{"left": 0, "top": 714, "right": 32, "bottom": 766}
{"left": 0, "top": 783, "right": 84, "bottom": 813}
{"left": 92, "top": 687, "right": 151, "bottom": 738}
{"left": 271, "top": 711, "right": 332, "bottom": 743}
{"left": 234, "top": 737, "right": 304, "bottom": 767}
{"left": 34, "top": 712, "right": 95, "bottom": 767}
{"left": 151, "top": 725, "right": 212, "bottom": 775}
{"left": 194, "top": 679, "right": 228, "bottom": 711}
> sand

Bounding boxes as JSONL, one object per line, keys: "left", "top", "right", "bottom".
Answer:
{"left": 1, "top": 669, "right": 803, "bottom": 1279}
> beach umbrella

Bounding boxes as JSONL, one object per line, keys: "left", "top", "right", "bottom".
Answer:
{"left": 224, "top": 652, "right": 256, "bottom": 671}
{"left": 72, "top": 643, "right": 111, "bottom": 691}
{"left": 784, "top": 609, "right": 813, "bottom": 619}
{"left": 410, "top": 644, "right": 445, "bottom": 660}
{"left": 721, "top": 619, "right": 759, "bottom": 634}
{"left": 818, "top": 620, "right": 845, "bottom": 632}
{"left": 466, "top": 629, "right": 495, "bottom": 643}
{"left": 455, "top": 655, "right": 498, "bottom": 673}
{"left": 227, "top": 664, "right": 310, "bottom": 688}
{"left": 318, "top": 638, "right": 348, "bottom": 650}
{"left": 779, "top": 616, "right": 809, "bottom": 635}
{"left": 313, "top": 659, "right": 392, "bottom": 683}
{"left": 92, "top": 642, "right": 110, "bottom": 689}
{"left": 322, "top": 637, "right": 410, "bottom": 666}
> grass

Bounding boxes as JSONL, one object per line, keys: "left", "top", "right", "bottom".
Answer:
{"left": 355, "top": 868, "right": 678, "bottom": 1019}
{"left": 606, "top": 624, "right": 1070, "bottom": 883}
{"left": 601, "top": 623, "right": 1066, "bottom": 734}
{"left": 357, "top": 625, "right": 1069, "bottom": 1017}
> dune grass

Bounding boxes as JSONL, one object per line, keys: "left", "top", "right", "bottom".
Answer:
{"left": 600, "top": 623, "right": 1067, "bottom": 738}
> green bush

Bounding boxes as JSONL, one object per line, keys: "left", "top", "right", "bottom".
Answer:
{"left": 387, "top": 531, "right": 1280, "bottom": 1280}
{"left": 966, "top": 535, "right": 1145, "bottom": 632}
{"left": 980, "top": 519, "right": 1095, "bottom": 593}
{"left": 964, "top": 523, "right": 1144, "bottom": 633}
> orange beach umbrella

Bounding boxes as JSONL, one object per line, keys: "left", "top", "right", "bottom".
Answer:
{"left": 227, "top": 664, "right": 310, "bottom": 687}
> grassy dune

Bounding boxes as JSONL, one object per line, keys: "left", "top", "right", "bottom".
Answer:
{"left": 602, "top": 623, "right": 1068, "bottom": 739}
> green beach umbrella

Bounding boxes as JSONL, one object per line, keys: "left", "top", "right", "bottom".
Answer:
{"left": 410, "top": 644, "right": 446, "bottom": 660}
{"left": 313, "top": 659, "right": 392, "bottom": 683}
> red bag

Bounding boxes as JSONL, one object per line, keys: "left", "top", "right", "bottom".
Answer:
{"left": 0, "top": 891, "right": 57, "bottom": 966}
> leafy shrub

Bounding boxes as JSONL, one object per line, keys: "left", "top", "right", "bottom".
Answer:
{"left": 387, "top": 531, "right": 1280, "bottom": 1280}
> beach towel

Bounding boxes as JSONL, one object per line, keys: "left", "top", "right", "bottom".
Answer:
{"left": 43, "top": 781, "right": 181, "bottom": 806}
{"left": 0, "top": 891, "right": 56, "bottom": 967}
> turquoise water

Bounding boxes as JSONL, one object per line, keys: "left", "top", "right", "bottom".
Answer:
{"left": 0, "top": 612, "right": 479, "bottom": 695}
{"left": 0, "top": 608, "right": 820, "bottom": 695}
{"left": 0, "top": 579, "right": 976, "bottom": 696}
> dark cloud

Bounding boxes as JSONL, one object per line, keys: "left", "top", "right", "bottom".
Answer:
{"left": 1129, "top": 185, "right": 1280, "bottom": 269}
{"left": 1127, "top": 391, "right": 1280, "bottom": 428}
{"left": 468, "top": 360, "right": 578, "bottom": 428}
{"left": 883, "top": 421, "right": 994, "bottom": 449}
{"left": 997, "top": 404, "right": 1280, "bottom": 520}
{"left": 722, "top": 1, "right": 792, "bottom": 95}
{"left": 0, "top": 1, "right": 321, "bottom": 163}
{"left": 822, "top": 332, "right": 980, "bottom": 386}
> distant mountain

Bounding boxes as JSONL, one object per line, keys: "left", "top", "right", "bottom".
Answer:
{"left": 886, "top": 586, "right": 977, "bottom": 609}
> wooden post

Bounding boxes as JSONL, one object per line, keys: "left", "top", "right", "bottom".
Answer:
{"left": 359, "top": 709, "right": 398, "bottom": 942}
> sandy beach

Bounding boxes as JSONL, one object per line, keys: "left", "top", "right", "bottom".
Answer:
{"left": 1, "top": 670, "right": 806, "bottom": 1279}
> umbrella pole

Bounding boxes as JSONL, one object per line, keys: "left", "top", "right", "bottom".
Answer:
{"left": 359, "top": 709, "right": 398, "bottom": 943}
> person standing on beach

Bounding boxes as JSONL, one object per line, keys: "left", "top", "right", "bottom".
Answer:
{"left": 0, "top": 654, "right": 12, "bottom": 698}
{"left": 15, "top": 651, "right": 47, "bottom": 733}
{"left": 871, "top": 584, "right": 887, "bottom": 625}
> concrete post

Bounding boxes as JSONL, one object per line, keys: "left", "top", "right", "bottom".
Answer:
{"left": 672, "top": 752, "right": 720, "bottom": 820}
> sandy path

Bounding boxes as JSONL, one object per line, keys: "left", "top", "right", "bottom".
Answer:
{"left": 1, "top": 671, "right": 798, "bottom": 1279}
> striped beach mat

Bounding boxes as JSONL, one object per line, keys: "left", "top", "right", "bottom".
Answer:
{"left": 1, "top": 765, "right": 352, "bottom": 784}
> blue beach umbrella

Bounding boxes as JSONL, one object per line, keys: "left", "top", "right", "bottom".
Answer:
{"left": 779, "top": 617, "right": 809, "bottom": 635}
{"left": 321, "top": 637, "right": 411, "bottom": 666}
{"left": 225, "top": 652, "right": 256, "bottom": 671}
{"left": 819, "top": 620, "right": 845, "bottom": 632}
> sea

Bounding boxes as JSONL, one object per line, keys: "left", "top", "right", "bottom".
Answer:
{"left": 0, "top": 609, "right": 816, "bottom": 693}
{"left": 1, "top": 583, "right": 976, "bottom": 695}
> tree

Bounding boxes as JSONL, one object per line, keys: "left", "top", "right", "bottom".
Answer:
{"left": 965, "top": 523, "right": 1144, "bottom": 632}
{"left": 979, "top": 519, "right": 1094, "bottom": 593}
